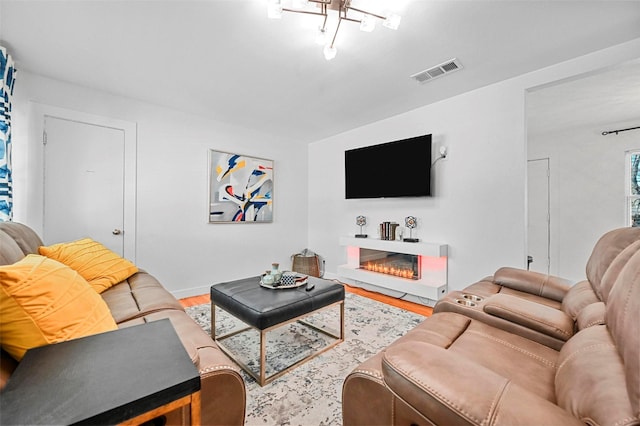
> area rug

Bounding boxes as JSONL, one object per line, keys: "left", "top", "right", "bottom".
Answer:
{"left": 186, "top": 292, "right": 425, "bottom": 425}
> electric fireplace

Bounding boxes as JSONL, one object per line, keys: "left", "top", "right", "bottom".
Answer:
{"left": 338, "top": 236, "right": 449, "bottom": 306}
{"left": 359, "top": 248, "right": 420, "bottom": 280}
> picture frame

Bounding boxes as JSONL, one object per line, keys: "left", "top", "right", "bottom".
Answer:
{"left": 208, "top": 149, "right": 274, "bottom": 223}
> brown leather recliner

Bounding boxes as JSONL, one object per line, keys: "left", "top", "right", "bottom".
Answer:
{"left": 343, "top": 230, "right": 640, "bottom": 425}
{"left": 434, "top": 227, "right": 640, "bottom": 349}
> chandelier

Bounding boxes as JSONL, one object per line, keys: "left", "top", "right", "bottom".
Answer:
{"left": 267, "top": 0, "right": 401, "bottom": 60}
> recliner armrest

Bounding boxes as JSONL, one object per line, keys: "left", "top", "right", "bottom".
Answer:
{"left": 576, "top": 301, "right": 605, "bottom": 330}
{"left": 382, "top": 342, "right": 583, "bottom": 426}
{"left": 483, "top": 293, "right": 574, "bottom": 341}
{"left": 493, "top": 267, "right": 572, "bottom": 302}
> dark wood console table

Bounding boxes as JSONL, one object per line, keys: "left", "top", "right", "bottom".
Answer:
{"left": 0, "top": 319, "right": 201, "bottom": 425}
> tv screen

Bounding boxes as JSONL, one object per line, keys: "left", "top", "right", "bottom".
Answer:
{"left": 345, "top": 134, "right": 432, "bottom": 199}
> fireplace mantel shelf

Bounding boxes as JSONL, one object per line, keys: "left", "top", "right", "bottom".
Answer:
{"left": 338, "top": 236, "right": 448, "bottom": 306}
{"left": 339, "top": 236, "right": 447, "bottom": 258}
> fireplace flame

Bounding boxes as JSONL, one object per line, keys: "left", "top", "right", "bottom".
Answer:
{"left": 363, "top": 261, "right": 415, "bottom": 279}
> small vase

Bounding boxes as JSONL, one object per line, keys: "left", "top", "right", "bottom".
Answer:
{"left": 271, "top": 263, "right": 282, "bottom": 283}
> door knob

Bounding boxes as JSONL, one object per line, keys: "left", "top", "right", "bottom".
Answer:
{"left": 112, "top": 229, "right": 122, "bottom": 235}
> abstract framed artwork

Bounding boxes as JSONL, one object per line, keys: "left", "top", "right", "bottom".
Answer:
{"left": 208, "top": 149, "right": 273, "bottom": 223}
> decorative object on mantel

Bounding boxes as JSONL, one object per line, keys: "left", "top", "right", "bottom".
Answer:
{"left": 355, "top": 215, "right": 368, "bottom": 238}
{"left": 266, "top": 0, "right": 401, "bottom": 61}
{"left": 379, "top": 221, "right": 399, "bottom": 241}
{"left": 403, "top": 216, "right": 419, "bottom": 242}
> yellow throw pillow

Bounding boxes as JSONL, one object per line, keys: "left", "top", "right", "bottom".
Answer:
{"left": 39, "top": 238, "right": 138, "bottom": 293}
{"left": 0, "top": 254, "right": 118, "bottom": 361}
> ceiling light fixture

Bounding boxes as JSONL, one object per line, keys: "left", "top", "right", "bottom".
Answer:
{"left": 267, "top": 0, "right": 401, "bottom": 60}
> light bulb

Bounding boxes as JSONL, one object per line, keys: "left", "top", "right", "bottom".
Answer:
{"left": 382, "top": 13, "right": 401, "bottom": 30}
{"left": 359, "top": 14, "right": 376, "bottom": 32}
{"left": 323, "top": 45, "right": 337, "bottom": 60}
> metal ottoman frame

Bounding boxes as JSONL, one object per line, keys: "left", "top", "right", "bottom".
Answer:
{"left": 212, "top": 299, "right": 344, "bottom": 386}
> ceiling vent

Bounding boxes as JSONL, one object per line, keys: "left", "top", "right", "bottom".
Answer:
{"left": 410, "top": 58, "right": 463, "bottom": 84}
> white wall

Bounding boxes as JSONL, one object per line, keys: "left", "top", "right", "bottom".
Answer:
{"left": 528, "top": 120, "right": 638, "bottom": 281}
{"left": 10, "top": 38, "right": 640, "bottom": 298}
{"left": 11, "top": 72, "right": 308, "bottom": 298}
{"left": 308, "top": 39, "right": 640, "bottom": 292}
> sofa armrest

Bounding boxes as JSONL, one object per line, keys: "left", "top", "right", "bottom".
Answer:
{"left": 493, "top": 267, "right": 572, "bottom": 302}
{"left": 381, "top": 342, "right": 582, "bottom": 425}
{"left": 196, "top": 346, "right": 246, "bottom": 426}
{"left": 483, "top": 294, "right": 574, "bottom": 341}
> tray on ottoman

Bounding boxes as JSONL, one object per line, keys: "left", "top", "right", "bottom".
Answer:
{"left": 259, "top": 272, "right": 308, "bottom": 289}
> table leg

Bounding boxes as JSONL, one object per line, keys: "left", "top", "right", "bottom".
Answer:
{"left": 340, "top": 300, "right": 345, "bottom": 340}
{"left": 190, "top": 390, "right": 201, "bottom": 425}
{"left": 211, "top": 302, "right": 216, "bottom": 339}
{"left": 260, "top": 329, "right": 267, "bottom": 386}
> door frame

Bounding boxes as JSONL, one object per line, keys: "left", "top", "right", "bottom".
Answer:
{"left": 30, "top": 102, "right": 137, "bottom": 261}
{"left": 527, "top": 157, "right": 551, "bottom": 274}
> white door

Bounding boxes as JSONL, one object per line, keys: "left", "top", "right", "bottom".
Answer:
{"left": 528, "top": 158, "right": 550, "bottom": 274}
{"left": 43, "top": 116, "right": 125, "bottom": 255}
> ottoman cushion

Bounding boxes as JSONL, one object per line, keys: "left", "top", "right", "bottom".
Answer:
{"left": 211, "top": 276, "right": 344, "bottom": 330}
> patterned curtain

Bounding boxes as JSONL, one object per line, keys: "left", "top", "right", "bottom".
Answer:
{"left": 1, "top": 46, "right": 17, "bottom": 221}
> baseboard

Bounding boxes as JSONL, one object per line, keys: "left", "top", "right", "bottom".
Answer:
{"left": 322, "top": 271, "right": 339, "bottom": 281}
{"left": 171, "top": 285, "right": 211, "bottom": 300}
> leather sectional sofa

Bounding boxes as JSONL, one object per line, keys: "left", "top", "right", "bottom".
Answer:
{"left": 435, "top": 227, "right": 640, "bottom": 350}
{"left": 343, "top": 227, "right": 640, "bottom": 425}
{"left": 0, "top": 222, "right": 245, "bottom": 425}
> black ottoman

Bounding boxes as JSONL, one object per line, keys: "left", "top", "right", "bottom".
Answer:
{"left": 210, "top": 276, "right": 345, "bottom": 385}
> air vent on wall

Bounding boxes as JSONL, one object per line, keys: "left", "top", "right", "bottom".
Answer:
{"left": 410, "top": 58, "right": 463, "bottom": 84}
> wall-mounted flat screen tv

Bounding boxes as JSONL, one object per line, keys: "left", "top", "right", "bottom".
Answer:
{"left": 345, "top": 134, "right": 432, "bottom": 199}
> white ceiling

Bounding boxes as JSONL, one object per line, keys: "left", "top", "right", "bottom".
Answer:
{"left": 527, "top": 60, "right": 640, "bottom": 139}
{"left": 1, "top": 0, "right": 640, "bottom": 143}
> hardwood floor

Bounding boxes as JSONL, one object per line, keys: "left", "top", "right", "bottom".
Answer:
{"left": 342, "top": 284, "right": 433, "bottom": 317}
{"left": 179, "top": 282, "right": 433, "bottom": 317}
{"left": 180, "top": 293, "right": 210, "bottom": 308}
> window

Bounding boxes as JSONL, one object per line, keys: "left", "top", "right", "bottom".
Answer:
{"left": 627, "top": 150, "right": 640, "bottom": 227}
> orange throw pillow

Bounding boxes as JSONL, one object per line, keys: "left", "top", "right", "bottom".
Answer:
{"left": 39, "top": 238, "right": 138, "bottom": 293}
{"left": 0, "top": 254, "right": 118, "bottom": 361}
